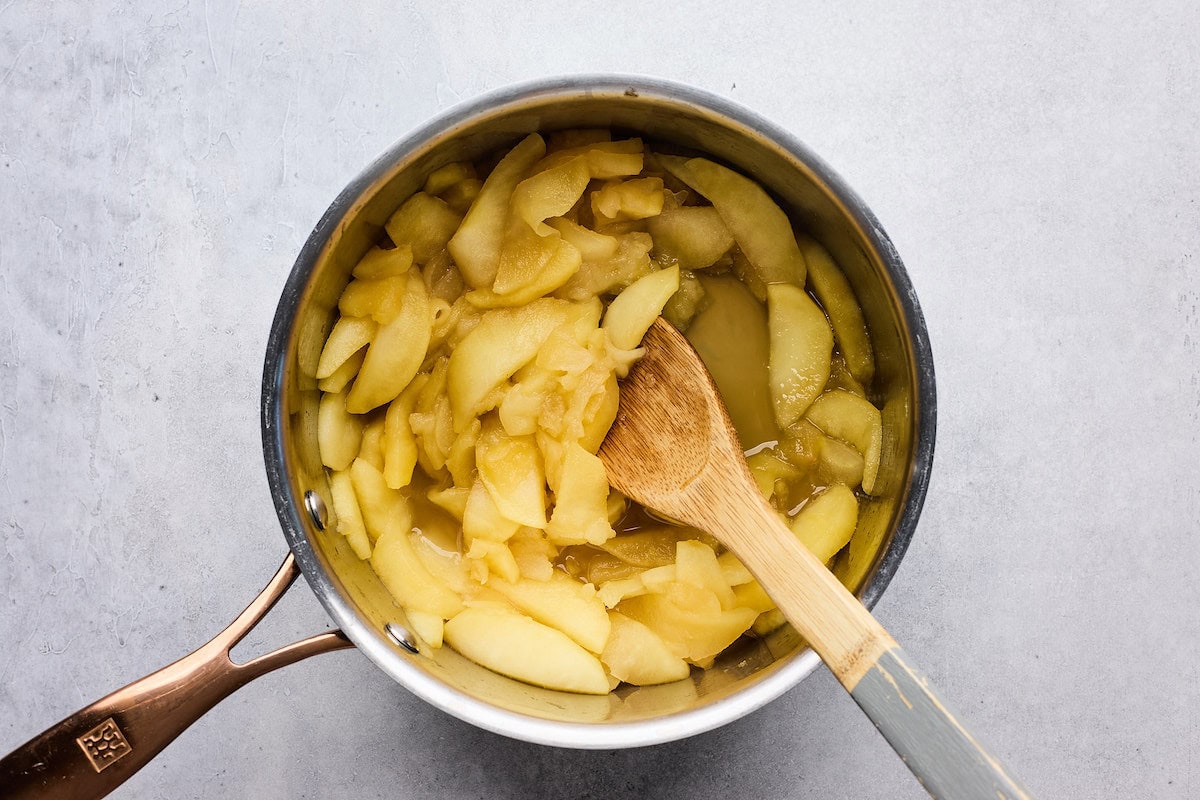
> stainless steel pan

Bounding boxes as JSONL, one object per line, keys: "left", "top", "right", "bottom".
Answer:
{"left": 0, "top": 75, "right": 935, "bottom": 799}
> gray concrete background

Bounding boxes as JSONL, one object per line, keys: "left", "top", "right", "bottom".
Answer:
{"left": 1, "top": 1, "right": 1197, "bottom": 797}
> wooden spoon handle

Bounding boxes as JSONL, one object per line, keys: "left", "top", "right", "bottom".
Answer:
{"left": 713, "top": 491, "right": 1032, "bottom": 799}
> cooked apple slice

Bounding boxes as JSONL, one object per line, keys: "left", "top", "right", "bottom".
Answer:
{"left": 427, "top": 486, "right": 469, "bottom": 522}
{"left": 817, "top": 435, "right": 865, "bottom": 489}
{"left": 745, "top": 448, "right": 802, "bottom": 501}
{"left": 685, "top": 275, "right": 777, "bottom": 449}
{"left": 443, "top": 606, "right": 610, "bottom": 695}
{"left": 646, "top": 206, "right": 734, "bottom": 269}
{"left": 508, "top": 528, "right": 556, "bottom": 581}
{"left": 751, "top": 609, "right": 786, "bottom": 637}
{"left": 405, "top": 608, "right": 445, "bottom": 648}
{"left": 317, "top": 348, "right": 365, "bottom": 394}
{"left": 591, "top": 177, "right": 664, "bottom": 223}
{"left": 596, "top": 576, "right": 649, "bottom": 608}
{"left": 731, "top": 580, "right": 776, "bottom": 614}
{"left": 463, "top": 478, "right": 520, "bottom": 544}
{"left": 464, "top": 538, "right": 521, "bottom": 584}
{"left": 535, "top": 138, "right": 643, "bottom": 178}
{"left": 790, "top": 484, "right": 858, "bottom": 563}
{"left": 478, "top": 229, "right": 582, "bottom": 305}
{"left": 805, "top": 389, "right": 883, "bottom": 494}
{"left": 616, "top": 592, "right": 756, "bottom": 664}
{"left": 546, "top": 217, "right": 619, "bottom": 262}
{"left": 382, "top": 374, "right": 428, "bottom": 490}
{"left": 659, "top": 155, "right": 806, "bottom": 297}
{"left": 385, "top": 192, "right": 462, "bottom": 264}
{"left": 766, "top": 283, "right": 833, "bottom": 428}
{"left": 717, "top": 551, "right": 754, "bottom": 587}
{"left": 490, "top": 571, "right": 611, "bottom": 653}
{"left": 356, "top": 416, "right": 385, "bottom": 471}
{"left": 598, "top": 526, "right": 700, "bottom": 569}
{"left": 423, "top": 161, "right": 475, "bottom": 196}
{"left": 352, "top": 244, "right": 413, "bottom": 280}
{"left": 798, "top": 234, "right": 875, "bottom": 386}
{"left": 674, "top": 540, "right": 735, "bottom": 610}
{"left": 371, "top": 525, "right": 463, "bottom": 619}
{"left": 446, "top": 298, "right": 573, "bottom": 430}
{"left": 510, "top": 156, "right": 591, "bottom": 236}
{"left": 316, "top": 316, "right": 376, "bottom": 380}
{"left": 317, "top": 390, "right": 363, "bottom": 471}
{"left": 349, "top": 458, "right": 410, "bottom": 543}
{"left": 448, "top": 133, "right": 546, "bottom": 288}
{"left": 601, "top": 612, "right": 691, "bottom": 686}
{"left": 546, "top": 442, "right": 614, "bottom": 546}
{"left": 346, "top": 272, "right": 432, "bottom": 414}
{"left": 328, "top": 469, "right": 371, "bottom": 560}
{"left": 602, "top": 266, "right": 680, "bottom": 350}
{"left": 476, "top": 417, "right": 548, "bottom": 529}
{"left": 338, "top": 275, "right": 408, "bottom": 324}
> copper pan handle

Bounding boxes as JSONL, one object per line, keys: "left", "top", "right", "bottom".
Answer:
{"left": 0, "top": 553, "right": 354, "bottom": 799}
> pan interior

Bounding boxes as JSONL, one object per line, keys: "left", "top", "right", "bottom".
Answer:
{"left": 263, "top": 78, "right": 932, "bottom": 746}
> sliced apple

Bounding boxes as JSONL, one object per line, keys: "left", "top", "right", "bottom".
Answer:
{"left": 328, "top": 469, "right": 371, "bottom": 560}
{"left": 317, "top": 390, "right": 363, "bottom": 471}
{"left": 646, "top": 206, "right": 734, "bottom": 269}
{"left": 349, "top": 458, "right": 411, "bottom": 545}
{"left": 674, "top": 540, "right": 735, "bottom": 610}
{"left": 602, "top": 265, "right": 680, "bottom": 350}
{"left": 316, "top": 348, "right": 365, "bottom": 394}
{"left": 490, "top": 571, "right": 611, "bottom": 653}
{"left": 601, "top": 612, "right": 691, "bottom": 686}
{"left": 463, "top": 478, "right": 520, "bottom": 544}
{"left": 352, "top": 244, "right": 413, "bottom": 280}
{"left": 685, "top": 275, "right": 777, "bottom": 449}
{"left": 717, "top": 551, "right": 754, "bottom": 587}
{"left": 371, "top": 525, "right": 463, "bottom": 619}
{"left": 443, "top": 606, "right": 610, "bottom": 695}
{"left": 382, "top": 374, "right": 428, "bottom": 490}
{"left": 347, "top": 272, "right": 432, "bottom": 414}
{"left": 405, "top": 609, "right": 445, "bottom": 648}
{"left": 476, "top": 417, "right": 547, "bottom": 529}
{"left": 616, "top": 592, "right": 755, "bottom": 664}
{"left": 731, "top": 580, "right": 776, "bottom": 614}
{"left": 790, "top": 484, "right": 859, "bottom": 564}
{"left": 766, "top": 283, "right": 833, "bottom": 428}
{"left": 805, "top": 389, "right": 883, "bottom": 494}
{"left": 316, "top": 316, "right": 376, "bottom": 380}
{"left": 546, "top": 442, "right": 614, "bottom": 546}
{"left": 798, "top": 234, "right": 875, "bottom": 386}
{"left": 446, "top": 298, "right": 573, "bottom": 430}
{"left": 385, "top": 192, "right": 462, "bottom": 264}
{"left": 659, "top": 155, "right": 806, "bottom": 297}
{"left": 448, "top": 133, "right": 546, "bottom": 288}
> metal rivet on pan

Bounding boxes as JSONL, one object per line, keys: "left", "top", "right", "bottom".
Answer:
{"left": 304, "top": 490, "right": 328, "bottom": 530}
{"left": 385, "top": 622, "right": 420, "bottom": 654}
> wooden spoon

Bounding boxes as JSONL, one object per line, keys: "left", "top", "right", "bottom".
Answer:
{"left": 598, "top": 318, "right": 1031, "bottom": 800}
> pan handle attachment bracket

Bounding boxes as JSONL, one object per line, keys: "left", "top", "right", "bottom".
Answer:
{"left": 0, "top": 553, "right": 353, "bottom": 800}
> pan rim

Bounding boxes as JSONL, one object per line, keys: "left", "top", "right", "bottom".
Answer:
{"left": 261, "top": 73, "right": 936, "bottom": 749}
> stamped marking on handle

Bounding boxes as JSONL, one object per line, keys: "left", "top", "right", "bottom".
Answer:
{"left": 75, "top": 717, "right": 132, "bottom": 773}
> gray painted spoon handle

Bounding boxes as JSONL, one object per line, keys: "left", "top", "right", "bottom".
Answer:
{"left": 850, "top": 645, "right": 1033, "bottom": 799}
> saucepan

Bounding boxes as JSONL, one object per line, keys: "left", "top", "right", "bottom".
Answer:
{"left": 0, "top": 75, "right": 935, "bottom": 798}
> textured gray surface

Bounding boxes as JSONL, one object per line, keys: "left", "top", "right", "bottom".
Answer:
{"left": 1, "top": 1, "right": 1198, "bottom": 798}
